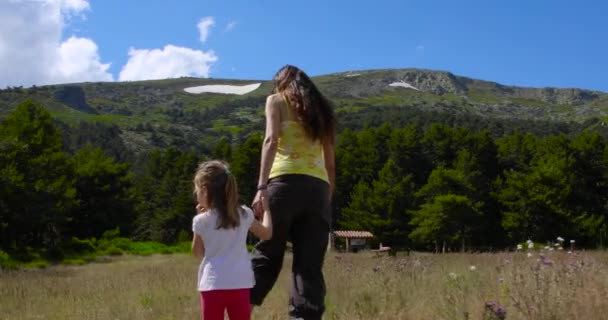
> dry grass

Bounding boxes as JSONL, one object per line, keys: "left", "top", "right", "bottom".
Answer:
{"left": 1, "top": 251, "right": 607, "bottom": 320}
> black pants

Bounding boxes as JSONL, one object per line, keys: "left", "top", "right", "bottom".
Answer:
{"left": 250, "top": 174, "right": 330, "bottom": 320}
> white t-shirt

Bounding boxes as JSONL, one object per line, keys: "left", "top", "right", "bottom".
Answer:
{"left": 192, "top": 206, "right": 255, "bottom": 292}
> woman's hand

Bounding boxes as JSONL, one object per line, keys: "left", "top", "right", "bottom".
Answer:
{"left": 252, "top": 189, "right": 268, "bottom": 218}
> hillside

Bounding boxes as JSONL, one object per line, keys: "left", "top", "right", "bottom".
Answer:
{"left": 1, "top": 68, "right": 607, "bottom": 155}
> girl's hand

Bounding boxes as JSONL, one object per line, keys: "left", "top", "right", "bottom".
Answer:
{"left": 252, "top": 189, "right": 268, "bottom": 218}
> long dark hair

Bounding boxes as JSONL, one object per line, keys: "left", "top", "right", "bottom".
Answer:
{"left": 193, "top": 160, "right": 241, "bottom": 229}
{"left": 273, "top": 65, "right": 336, "bottom": 145}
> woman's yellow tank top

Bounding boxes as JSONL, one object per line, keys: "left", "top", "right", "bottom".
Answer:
{"left": 268, "top": 94, "right": 329, "bottom": 183}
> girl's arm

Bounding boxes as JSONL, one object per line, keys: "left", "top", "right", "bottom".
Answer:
{"left": 192, "top": 206, "right": 206, "bottom": 259}
{"left": 191, "top": 233, "right": 205, "bottom": 259}
{"left": 249, "top": 197, "right": 273, "bottom": 240}
{"left": 252, "top": 95, "right": 281, "bottom": 214}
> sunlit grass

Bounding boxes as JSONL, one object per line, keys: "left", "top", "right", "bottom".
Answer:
{"left": 1, "top": 250, "right": 607, "bottom": 319}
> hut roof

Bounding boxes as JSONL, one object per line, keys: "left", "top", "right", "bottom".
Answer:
{"left": 333, "top": 230, "right": 374, "bottom": 239}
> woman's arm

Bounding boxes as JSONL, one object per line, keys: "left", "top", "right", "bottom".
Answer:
{"left": 191, "top": 233, "right": 205, "bottom": 259}
{"left": 323, "top": 141, "right": 336, "bottom": 198}
{"left": 257, "top": 95, "right": 281, "bottom": 187}
{"left": 252, "top": 95, "right": 281, "bottom": 214}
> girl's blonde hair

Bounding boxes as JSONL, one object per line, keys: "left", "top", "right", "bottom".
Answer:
{"left": 193, "top": 160, "right": 241, "bottom": 229}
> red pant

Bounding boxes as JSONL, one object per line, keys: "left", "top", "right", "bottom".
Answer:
{"left": 200, "top": 289, "right": 250, "bottom": 320}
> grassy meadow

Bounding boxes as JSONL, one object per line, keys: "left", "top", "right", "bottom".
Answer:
{"left": 1, "top": 250, "right": 607, "bottom": 320}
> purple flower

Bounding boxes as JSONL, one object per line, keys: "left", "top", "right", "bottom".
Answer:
{"left": 485, "top": 301, "right": 507, "bottom": 320}
{"left": 494, "top": 305, "right": 507, "bottom": 319}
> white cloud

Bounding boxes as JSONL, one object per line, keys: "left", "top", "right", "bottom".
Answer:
{"left": 118, "top": 45, "right": 218, "bottom": 81}
{"left": 0, "top": 0, "right": 113, "bottom": 87}
{"left": 120, "top": 18, "right": 220, "bottom": 81}
{"left": 116, "top": 33, "right": 221, "bottom": 81}
{"left": 57, "top": 0, "right": 90, "bottom": 12}
{"left": 197, "top": 16, "right": 215, "bottom": 43}
{"left": 54, "top": 36, "right": 113, "bottom": 82}
{"left": 225, "top": 21, "right": 237, "bottom": 32}
{"left": 0, "top": 2, "right": 220, "bottom": 86}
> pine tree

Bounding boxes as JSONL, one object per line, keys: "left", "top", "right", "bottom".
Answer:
{"left": 68, "top": 145, "right": 134, "bottom": 239}
{"left": 0, "top": 100, "right": 75, "bottom": 253}
{"left": 340, "top": 159, "right": 414, "bottom": 246}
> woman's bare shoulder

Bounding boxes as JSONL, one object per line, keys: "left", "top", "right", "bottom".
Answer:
{"left": 268, "top": 93, "right": 284, "bottom": 103}
{"left": 265, "top": 93, "right": 285, "bottom": 111}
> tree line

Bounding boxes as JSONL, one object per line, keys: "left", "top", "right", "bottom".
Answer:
{"left": 1, "top": 100, "right": 607, "bottom": 262}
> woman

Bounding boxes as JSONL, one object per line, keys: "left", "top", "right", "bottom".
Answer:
{"left": 250, "top": 65, "right": 336, "bottom": 320}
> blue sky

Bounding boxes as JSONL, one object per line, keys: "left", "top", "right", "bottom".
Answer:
{"left": 2, "top": 0, "right": 607, "bottom": 91}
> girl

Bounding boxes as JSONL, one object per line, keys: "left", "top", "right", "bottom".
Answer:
{"left": 191, "top": 160, "right": 272, "bottom": 320}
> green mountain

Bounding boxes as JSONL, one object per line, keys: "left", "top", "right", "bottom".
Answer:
{"left": 1, "top": 68, "right": 607, "bottom": 156}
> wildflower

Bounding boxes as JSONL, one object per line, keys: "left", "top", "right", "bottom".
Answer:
{"left": 516, "top": 244, "right": 523, "bottom": 250}
{"left": 527, "top": 252, "right": 533, "bottom": 258}
{"left": 544, "top": 246, "right": 550, "bottom": 250}
{"left": 539, "top": 254, "right": 553, "bottom": 266}
{"left": 557, "top": 236, "right": 564, "bottom": 242}
{"left": 469, "top": 265, "right": 476, "bottom": 271}
{"left": 494, "top": 305, "right": 507, "bottom": 319}
{"left": 528, "top": 242, "right": 534, "bottom": 249}
{"left": 554, "top": 243, "right": 560, "bottom": 247}
{"left": 549, "top": 248, "right": 554, "bottom": 251}
{"left": 570, "top": 240, "right": 576, "bottom": 243}
{"left": 449, "top": 272, "right": 457, "bottom": 279}
{"left": 485, "top": 301, "right": 507, "bottom": 320}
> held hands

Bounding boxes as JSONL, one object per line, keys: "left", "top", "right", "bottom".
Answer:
{"left": 248, "top": 190, "right": 273, "bottom": 240}
{"left": 252, "top": 189, "right": 269, "bottom": 218}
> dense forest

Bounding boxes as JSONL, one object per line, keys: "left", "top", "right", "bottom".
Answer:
{"left": 1, "top": 99, "right": 607, "bottom": 265}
